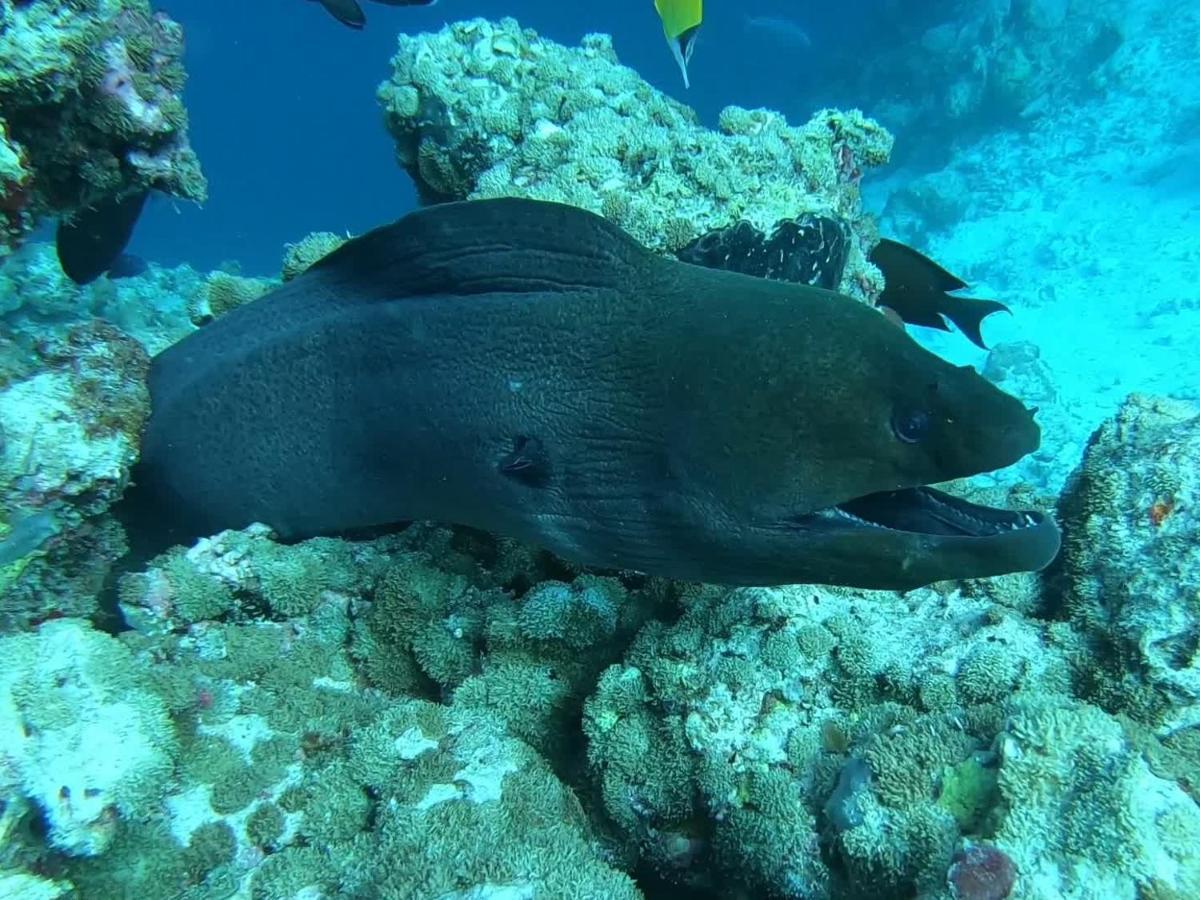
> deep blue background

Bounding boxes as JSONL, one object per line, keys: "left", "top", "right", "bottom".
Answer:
{"left": 139, "top": 0, "right": 895, "bottom": 274}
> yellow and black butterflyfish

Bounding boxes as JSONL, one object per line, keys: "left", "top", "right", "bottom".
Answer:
{"left": 654, "top": 0, "right": 702, "bottom": 88}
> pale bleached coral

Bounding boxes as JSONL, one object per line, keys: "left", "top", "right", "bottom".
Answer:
{"left": 0, "top": 620, "right": 177, "bottom": 857}
{"left": 0, "top": 0, "right": 205, "bottom": 255}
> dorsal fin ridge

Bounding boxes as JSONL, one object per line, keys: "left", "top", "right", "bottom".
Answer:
{"left": 307, "top": 197, "right": 649, "bottom": 299}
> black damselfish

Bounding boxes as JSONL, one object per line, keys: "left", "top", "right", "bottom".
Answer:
{"left": 132, "top": 198, "right": 1059, "bottom": 589}
{"left": 870, "top": 238, "right": 1010, "bottom": 349}
{"left": 312, "top": 0, "right": 435, "bottom": 30}
{"left": 55, "top": 190, "right": 148, "bottom": 286}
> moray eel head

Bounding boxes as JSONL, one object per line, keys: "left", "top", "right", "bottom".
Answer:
{"left": 664, "top": 273, "right": 1059, "bottom": 589}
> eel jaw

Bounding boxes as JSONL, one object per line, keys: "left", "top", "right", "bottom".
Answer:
{"left": 764, "top": 486, "right": 1061, "bottom": 589}
{"left": 821, "top": 486, "right": 1047, "bottom": 538}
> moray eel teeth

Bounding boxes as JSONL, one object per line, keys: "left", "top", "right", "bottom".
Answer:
{"left": 825, "top": 487, "right": 1047, "bottom": 537}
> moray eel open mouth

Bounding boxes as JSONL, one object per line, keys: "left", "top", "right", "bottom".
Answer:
{"left": 823, "top": 487, "right": 1047, "bottom": 537}
{"left": 776, "top": 485, "right": 1059, "bottom": 588}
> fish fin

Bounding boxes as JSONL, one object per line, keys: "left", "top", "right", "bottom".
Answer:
{"left": 667, "top": 26, "right": 699, "bottom": 87}
{"left": 55, "top": 190, "right": 148, "bottom": 286}
{"left": 317, "top": 0, "right": 366, "bottom": 28}
{"left": 655, "top": 0, "right": 702, "bottom": 87}
{"left": 499, "top": 435, "right": 551, "bottom": 488}
{"left": 871, "top": 238, "right": 968, "bottom": 293}
{"left": 943, "top": 296, "right": 1011, "bottom": 349}
{"left": 306, "top": 197, "right": 650, "bottom": 300}
{"left": 655, "top": 0, "right": 703, "bottom": 37}
{"left": 870, "top": 237, "right": 1009, "bottom": 346}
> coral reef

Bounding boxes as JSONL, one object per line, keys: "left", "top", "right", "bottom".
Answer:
{"left": 584, "top": 574, "right": 1200, "bottom": 898}
{"left": 0, "top": 0, "right": 206, "bottom": 256}
{"left": 0, "top": 525, "right": 646, "bottom": 898}
{"left": 1055, "top": 394, "right": 1200, "bottom": 735}
{"left": 0, "top": 241, "right": 202, "bottom": 357}
{"left": 0, "top": 619, "right": 176, "bottom": 857}
{"left": 281, "top": 231, "right": 348, "bottom": 282}
{"left": 379, "top": 17, "right": 892, "bottom": 299}
{"left": 0, "top": 321, "right": 149, "bottom": 630}
{"left": 584, "top": 581, "right": 1075, "bottom": 897}
{"left": 0, "top": 9, "right": 1194, "bottom": 899}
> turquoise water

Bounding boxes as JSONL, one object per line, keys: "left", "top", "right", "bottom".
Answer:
{"left": 1, "top": 2, "right": 1197, "bottom": 898}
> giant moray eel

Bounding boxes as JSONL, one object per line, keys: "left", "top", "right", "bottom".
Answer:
{"left": 134, "top": 198, "right": 1060, "bottom": 589}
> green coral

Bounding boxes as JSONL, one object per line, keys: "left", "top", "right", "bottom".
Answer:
{"left": 0, "top": 0, "right": 206, "bottom": 255}
{"left": 242, "top": 700, "right": 640, "bottom": 899}
{"left": 379, "top": 17, "right": 890, "bottom": 298}
{"left": 63, "top": 820, "right": 228, "bottom": 899}
{"left": 864, "top": 719, "right": 978, "bottom": 807}
{"left": 118, "top": 550, "right": 235, "bottom": 631}
{"left": 938, "top": 755, "right": 1000, "bottom": 833}
{"left": 517, "top": 576, "right": 621, "bottom": 648}
{"left": 251, "top": 536, "right": 358, "bottom": 618}
{"left": 281, "top": 231, "right": 348, "bottom": 281}
{"left": 245, "top": 803, "right": 285, "bottom": 848}
{"left": 957, "top": 644, "right": 1022, "bottom": 703}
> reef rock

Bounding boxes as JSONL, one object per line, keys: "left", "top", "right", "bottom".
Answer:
{"left": 0, "top": 0, "right": 206, "bottom": 256}
{"left": 378, "top": 17, "right": 891, "bottom": 300}
{"left": 1057, "top": 393, "right": 1200, "bottom": 733}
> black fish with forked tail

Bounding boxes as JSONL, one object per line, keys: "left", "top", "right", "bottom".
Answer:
{"left": 311, "top": 0, "right": 435, "bottom": 30}
{"left": 129, "top": 198, "right": 1059, "bottom": 591}
{"left": 869, "top": 238, "right": 1010, "bottom": 349}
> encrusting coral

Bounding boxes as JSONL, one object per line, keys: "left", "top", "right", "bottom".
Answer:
{"left": 0, "top": 0, "right": 206, "bottom": 256}
{"left": 379, "top": 17, "right": 892, "bottom": 300}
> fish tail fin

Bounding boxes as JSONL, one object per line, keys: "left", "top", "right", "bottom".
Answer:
{"left": 945, "top": 296, "right": 1010, "bottom": 349}
{"left": 318, "top": 0, "right": 366, "bottom": 28}
{"left": 655, "top": 0, "right": 702, "bottom": 87}
{"left": 56, "top": 190, "right": 149, "bottom": 285}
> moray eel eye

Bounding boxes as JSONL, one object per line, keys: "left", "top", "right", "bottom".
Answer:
{"left": 891, "top": 408, "right": 931, "bottom": 444}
